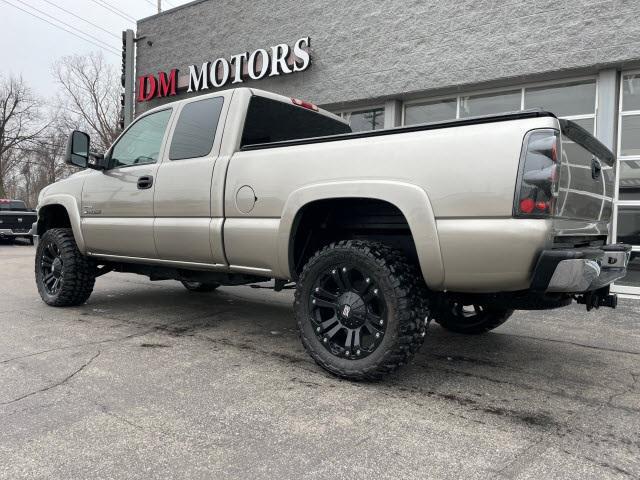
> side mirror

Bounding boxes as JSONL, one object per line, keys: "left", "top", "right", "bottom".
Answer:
{"left": 65, "top": 131, "right": 90, "bottom": 168}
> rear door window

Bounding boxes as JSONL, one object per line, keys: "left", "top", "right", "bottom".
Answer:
{"left": 169, "top": 97, "right": 224, "bottom": 160}
{"left": 241, "top": 96, "right": 351, "bottom": 147}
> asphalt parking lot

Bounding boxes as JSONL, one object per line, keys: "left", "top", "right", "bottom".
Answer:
{"left": 0, "top": 242, "right": 639, "bottom": 479}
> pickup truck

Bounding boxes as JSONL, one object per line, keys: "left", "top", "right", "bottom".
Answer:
{"left": 34, "top": 87, "right": 630, "bottom": 380}
{"left": 0, "top": 199, "right": 36, "bottom": 244}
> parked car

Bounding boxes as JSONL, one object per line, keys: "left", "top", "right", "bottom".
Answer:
{"left": 0, "top": 199, "right": 36, "bottom": 244}
{"left": 34, "top": 88, "right": 630, "bottom": 380}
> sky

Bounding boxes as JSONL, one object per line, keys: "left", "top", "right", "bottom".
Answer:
{"left": 0, "top": 0, "right": 192, "bottom": 98}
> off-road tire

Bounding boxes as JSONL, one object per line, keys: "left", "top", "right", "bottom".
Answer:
{"left": 295, "top": 240, "right": 428, "bottom": 381}
{"left": 435, "top": 303, "right": 513, "bottom": 335}
{"left": 181, "top": 281, "right": 220, "bottom": 292}
{"left": 35, "top": 228, "right": 96, "bottom": 307}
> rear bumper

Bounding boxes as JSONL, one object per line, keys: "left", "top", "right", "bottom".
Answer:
{"left": 0, "top": 228, "right": 34, "bottom": 238}
{"left": 531, "top": 244, "right": 631, "bottom": 293}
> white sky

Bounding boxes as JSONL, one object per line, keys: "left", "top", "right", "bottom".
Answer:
{"left": 0, "top": 0, "right": 192, "bottom": 98}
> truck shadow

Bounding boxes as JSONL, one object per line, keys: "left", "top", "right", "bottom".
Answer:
{"left": 83, "top": 280, "right": 633, "bottom": 394}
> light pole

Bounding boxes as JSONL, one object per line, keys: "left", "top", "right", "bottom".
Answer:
{"left": 157, "top": 0, "right": 161, "bottom": 13}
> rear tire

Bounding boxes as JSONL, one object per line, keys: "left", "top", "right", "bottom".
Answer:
{"left": 435, "top": 302, "right": 513, "bottom": 335}
{"left": 295, "top": 240, "right": 428, "bottom": 381}
{"left": 181, "top": 281, "right": 220, "bottom": 292}
{"left": 35, "top": 228, "right": 96, "bottom": 307}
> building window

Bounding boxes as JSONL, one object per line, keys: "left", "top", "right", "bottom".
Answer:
{"left": 524, "top": 81, "right": 596, "bottom": 118}
{"left": 405, "top": 99, "right": 456, "bottom": 125}
{"left": 613, "top": 71, "right": 640, "bottom": 293}
{"left": 618, "top": 73, "right": 640, "bottom": 203}
{"left": 342, "top": 108, "right": 385, "bottom": 132}
{"left": 460, "top": 90, "right": 521, "bottom": 117}
{"left": 403, "top": 79, "right": 597, "bottom": 133}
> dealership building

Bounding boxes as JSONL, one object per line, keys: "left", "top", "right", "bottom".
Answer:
{"left": 130, "top": 0, "right": 640, "bottom": 295}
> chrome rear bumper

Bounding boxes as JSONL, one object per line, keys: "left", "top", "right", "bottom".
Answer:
{"left": 0, "top": 228, "right": 33, "bottom": 238}
{"left": 531, "top": 244, "right": 631, "bottom": 293}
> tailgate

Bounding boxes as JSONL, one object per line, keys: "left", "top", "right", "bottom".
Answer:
{"left": 555, "top": 119, "right": 615, "bottom": 222}
{"left": 0, "top": 212, "right": 37, "bottom": 231}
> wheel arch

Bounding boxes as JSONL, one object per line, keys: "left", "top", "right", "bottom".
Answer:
{"left": 37, "top": 195, "right": 86, "bottom": 253}
{"left": 277, "top": 180, "right": 444, "bottom": 289}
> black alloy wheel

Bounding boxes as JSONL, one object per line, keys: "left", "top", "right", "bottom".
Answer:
{"left": 35, "top": 228, "right": 96, "bottom": 307}
{"left": 310, "top": 264, "right": 387, "bottom": 359}
{"left": 295, "top": 240, "right": 428, "bottom": 380}
{"left": 40, "top": 240, "right": 64, "bottom": 296}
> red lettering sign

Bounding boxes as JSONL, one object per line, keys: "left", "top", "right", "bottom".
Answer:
{"left": 158, "top": 69, "right": 178, "bottom": 97}
{"left": 137, "top": 74, "right": 157, "bottom": 102}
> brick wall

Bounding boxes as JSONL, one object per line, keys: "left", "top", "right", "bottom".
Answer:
{"left": 136, "top": 0, "right": 640, "bottom": 113}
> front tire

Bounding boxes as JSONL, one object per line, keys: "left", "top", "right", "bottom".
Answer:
{"left": 434, "top": 302, "right": 513, "bottom": 335}
{"left": 35, "top": 228, "right": 96, "bottom": 307}
{"left": 295, "top": 240, "right": 427, "bottom": 381}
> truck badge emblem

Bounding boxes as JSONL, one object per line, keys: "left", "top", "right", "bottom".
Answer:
{"left": 342, "top": 305, "right": 351, "bottom": 318}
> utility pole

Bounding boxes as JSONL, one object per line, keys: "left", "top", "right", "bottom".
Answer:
{"left": 157, "top": 0, "right": 161, "bottom": 13}
{"left": 121, "top": 29, "right": 135, "bottom": 127}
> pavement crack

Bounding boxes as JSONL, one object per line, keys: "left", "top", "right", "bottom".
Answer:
{"left": 0, "top": 330, "right": 152, "bottom": 365}
{"left": 0, "top": 351, "right": 101, "bottom": 406}
{"left": 496, "top": 332, "right": 640, "bottom": 356}
{"left": 99, "top": 407, "right": 146, "bottom": 432}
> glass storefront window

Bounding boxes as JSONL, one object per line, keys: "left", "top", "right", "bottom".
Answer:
{"left": 616, "top": 252, "right": 640, "bottom": 288}
{"left": 620, "top": 115, "right": 640, "bottom": 157}
{"left": 348, "top": 108, "right": 385, "bottom": 132}
{"left": 403, "top": 80, "right": 597, "bottom": 127}
{"left": 617, "top": 207, "right": 640, "bottom": 245}
{"left": 524, "top": 81, "right": 596, "bottom": 117}
{"left": 566, "top": 117, "right": 595, "bottom": 135}
{"left": 617, "top": 71, "right": 640, "bottom": 292}
{"left": 619, "top": 160, "right": 640, "bottom": 201}
{"left": 460, "top": 90, "right": 521, "bottom": 117}
{"left": 405, "top": 99, "right": 456, "bottom": 125}
{"left": 622, "top": 74, "right": 640, "bottom": 112}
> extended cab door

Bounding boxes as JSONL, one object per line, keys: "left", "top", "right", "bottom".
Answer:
{"left": 81, "top": 108, "right": 173, "bottom": 258}
{"left": 153, "top": 94, "right": 229, "bottom": 264}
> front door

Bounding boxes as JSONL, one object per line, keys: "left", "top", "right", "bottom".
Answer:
{"left": 82, "top": 108, "right": 173, "bottom": 258}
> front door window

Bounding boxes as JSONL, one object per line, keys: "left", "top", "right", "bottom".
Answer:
{"left": 109, "top": 109, "right": 172, "bottom": 168}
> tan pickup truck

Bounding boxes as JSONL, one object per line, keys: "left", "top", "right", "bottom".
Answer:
{"left": 34, "top": 87, "right": 630, "bottom": 380}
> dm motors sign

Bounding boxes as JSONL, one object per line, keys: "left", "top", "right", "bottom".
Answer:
{"left": 137, "top": 37, "right": 311, "bottom": 102}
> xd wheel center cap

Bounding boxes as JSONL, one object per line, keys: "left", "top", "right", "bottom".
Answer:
{"left": 337, "top": 291, "right": 366, "bottom": 328}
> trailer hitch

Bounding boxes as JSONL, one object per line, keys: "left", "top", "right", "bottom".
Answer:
{"left": 575, "top": 287, "right": 618, "bottom": 311}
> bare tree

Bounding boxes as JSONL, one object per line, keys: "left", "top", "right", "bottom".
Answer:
{"left": 0, "top": 75, "right": 46, "bottom": 198}
{"left": 53, "top": 51, "right": 121, "bottom": 152}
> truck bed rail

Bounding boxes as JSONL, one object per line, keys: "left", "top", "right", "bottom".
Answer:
{"left": 240, "top": 109, "right": 557, "bottom": 151}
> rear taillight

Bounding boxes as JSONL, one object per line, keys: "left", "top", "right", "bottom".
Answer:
{"left": 515, "top": 129, "right": 560, "bottom": 217}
